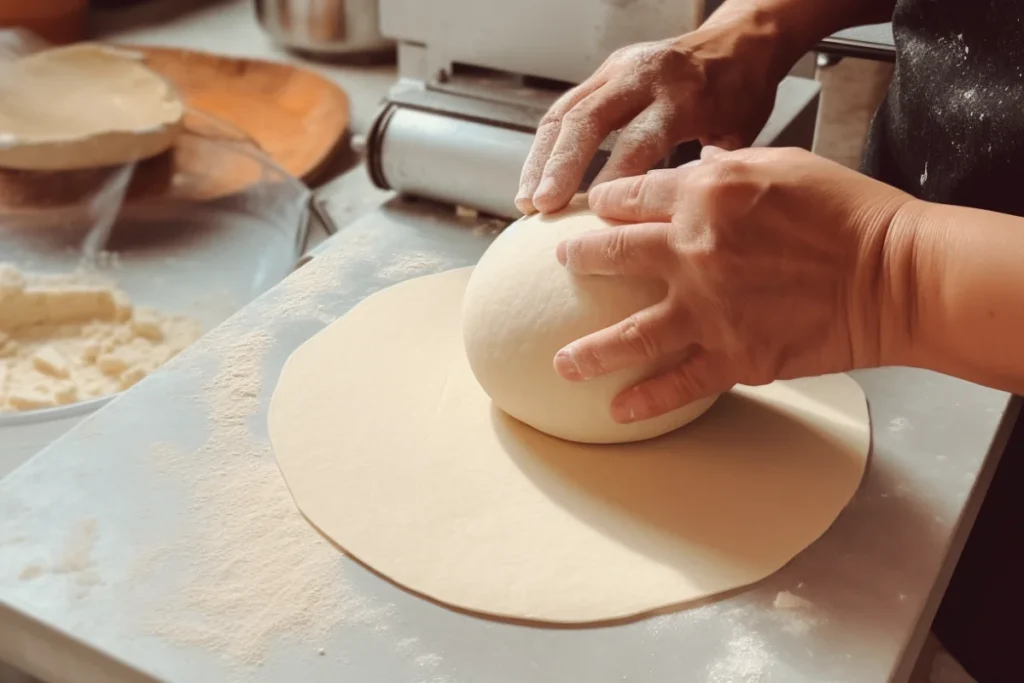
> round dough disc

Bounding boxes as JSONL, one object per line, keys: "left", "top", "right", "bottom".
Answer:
{"left": 462, "top": 202, "right": 718, "bottom": 444}
{"left": 0, "top": 43, "right": 184, "bottom": 171}
{"left": 269, "top": 268, "right": 870, "bottom": 624}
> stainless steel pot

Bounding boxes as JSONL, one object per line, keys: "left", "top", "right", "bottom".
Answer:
{"left": 254, "top": 0, "right": 394, "bottom": 56}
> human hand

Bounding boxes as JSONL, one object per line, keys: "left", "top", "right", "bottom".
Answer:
{"left": 552, "top": 146, "right": 918, "bottom": 423}
{"left": 515, "top": 19, "right": 781, "bottom": 216}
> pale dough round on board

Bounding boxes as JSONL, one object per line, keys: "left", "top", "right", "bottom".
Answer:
{"left": 0, "top": 43, "right": 184, "bottom": 171}
{"left": 269, "top": 268, "right": 870, "bottom": 624}
{"left": 463, "top": 200, "right": 717, "bottom": 444}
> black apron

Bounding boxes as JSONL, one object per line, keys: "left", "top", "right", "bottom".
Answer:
{"left": 861, "top": 2, "right": 1024, "bottom": 681}
{"left": 863, "top": 0, "right": 1024, "bottom": 215}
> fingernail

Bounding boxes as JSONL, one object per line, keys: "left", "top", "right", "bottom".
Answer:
{"left": 612, "top": 389, "right": 649, "bottom": 423}
{"left": 535, "top": 176, "right": 557, "bottom": 201}
{"left": 554, "top": 347, "right": 584, "bottom": 381}
{"left": 587, "top": 182, "right": 607, "bottom": 206}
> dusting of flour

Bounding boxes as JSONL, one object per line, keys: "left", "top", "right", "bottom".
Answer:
{"left": 125, "top": 232, "right": 465, "bottom": 677}
{"left": 379, "top": 251, "right": 444, "bottom": 280}
{"left": 135, "top": 329, "right": 393, "bottom": 674}
{"left": 17, "top": 518, "right": 102, "bottom": 600}
{"left": 644, "top": 593, "right": 824, "bottom": 681}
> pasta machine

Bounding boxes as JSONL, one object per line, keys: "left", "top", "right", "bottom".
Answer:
{"left": 366, "top": 0, "right": 821, "bottom": 219}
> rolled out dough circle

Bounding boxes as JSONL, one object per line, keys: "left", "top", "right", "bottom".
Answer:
{"left": 463, "top": 202, "right": 718, "bottom": 444}
{"left": 269, "top": 268, "right": 871, "bottom": 624}
{"left": 0, "top": 43, "right": 184, "bottom": 171}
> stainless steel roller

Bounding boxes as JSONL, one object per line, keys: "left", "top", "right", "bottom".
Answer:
{"left": 365, "top": 85, "right": 704, "bottom": 220}
{"left": 367, "top": 100, "right": 532, "bottom": 219}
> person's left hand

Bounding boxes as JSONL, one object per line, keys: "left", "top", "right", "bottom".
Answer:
{"left": 552, "top": 146, "right": 919, "bottom": 423}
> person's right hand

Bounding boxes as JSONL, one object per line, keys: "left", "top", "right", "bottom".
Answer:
{"left": 552, "top": 146, "right": 918, "bottom": 424}
{"left": 515, "top": 19, "right": 782, "bottom": 215}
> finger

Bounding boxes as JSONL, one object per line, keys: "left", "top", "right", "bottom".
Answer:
{"left": 611, "top": 349, "right": 734, "bottom": 423}
{"left": 531, "top": 84, "right": 647, "bottom": 214}
{"left": 556, "top": 222, "right": 671, "bottom": 276}
{"left": 588, "top": 168, "right": 686, "bottom": 223}
{"left": 517, "top": 79, "right": 606, "bottom": 214}
{"left": 700, "top": 144, "right": 727, "bottom": 160}
{"left": 553, "top": 300, "right": 693, "bottom": 381}
{"left": 590, "top": 103, "right": 679, "bottom": 187}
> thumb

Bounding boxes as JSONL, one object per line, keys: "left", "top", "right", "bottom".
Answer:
{"left": 611, "top": 350, "right": 733, "bottom": 424}
{"left": 588, "top": 168, "right": 681, "bottom": 223}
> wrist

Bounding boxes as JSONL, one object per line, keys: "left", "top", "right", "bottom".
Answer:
{"left": 871, "top": 198, "right": 939, "bottom": 369}
{"left": 842, "top": 193, "right": 924, "bottom": 371}
{"left": 875, "top": 199, "right": 1024, "bottom": 393}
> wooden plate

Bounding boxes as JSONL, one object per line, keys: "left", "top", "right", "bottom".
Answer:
{"left": 131, "top": 45, "right": 351, "bottom": 184}
{"left": 0, "top": 45, "right": 350, "bottom": 211}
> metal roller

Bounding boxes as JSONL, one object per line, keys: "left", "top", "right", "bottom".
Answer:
{"left": 365, "top": 87, "right": 703, "bottom": 221}
{"left": 367, "top": 100, "right": 531, "bottom": 220}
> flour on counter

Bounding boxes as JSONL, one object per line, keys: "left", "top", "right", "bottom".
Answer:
{"left": 378, "top": 251, "right": 444, "bottom": 280}
{"left": 18, "top": 518, "right": 102, "bottom": 600}
{"left": 135, "top": 330, "right": 395, "bottom": 675}
{"left": 52, "top": 518, "right": 97, "bottom": 574}
{"left": 0, "top": 263, "right": 201, "bottom": 412}
{"left": 394, "top": 637, "right": 420, "bottom": 656}
{"left": 18, "top": 564, "right": 43, "bottom": 581}
{"left": 416, "top": 653, "right": 443, "bottom": 669}
{"left": 772, "top": 591, "right": 818, "bottom": 636}
{"left": 708, "top": 629, "right": 771, "bottom": 683}
{"left": 773, "top": 591, "right": 813, "bottom": 612}
{"left": 265, "top": 231, "right": 375, "bottom": 324}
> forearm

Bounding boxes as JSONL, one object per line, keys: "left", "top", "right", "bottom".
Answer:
{"left": 890, "top": 201, "right": 1024, "bottom": 395}
{"left": 701, "top": 0, "right": 898, "bottom": 82}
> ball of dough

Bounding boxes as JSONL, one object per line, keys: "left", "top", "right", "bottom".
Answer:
{"left": 462, "top": 201, "right": 720, "bottom": 444}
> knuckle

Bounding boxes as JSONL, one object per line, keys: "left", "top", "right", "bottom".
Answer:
{"left": 545, "top": 147, "right": 584, "bottom": 174}
{"left": 618, "top": 314, "right": 661, "bottom": 361}
{"left": 664, "top": 367, "right": 696, "bottom": 407}
{"left": 690, "top": 159, "right": 743, "bottom": 202}
{"left": 606, "top": 44, "right": 633, "bottom": 64}
{"left": 561, "top": 106, "right": 601, "bottom": 133}
{"left": 629, "top": 382, "right": 664, "bottom": 418}
{"left": 549, "top": 83, "right": 588, "bottom": 114}
{"left": 709, "top": 157, "right": 746, "bottom": 182}
{"left": 625, "top": 176, "right": 646, "bottom": 205}
{"left": 602, "top": 228, "right": 631, "bottom": 265}
{"left": 536, "top": 113, "right": 564, "bottom": 135}
{"left": 574, "top": 341, "right": 608, "bottom": 377}
{"left": 662, "top": 46, "right": 709, "bottom": 85}
{"left": 776, "top": 146, "right": 807, "bottom": 161}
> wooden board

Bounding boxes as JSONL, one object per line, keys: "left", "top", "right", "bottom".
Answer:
{"left": 131, "top": 45, "right": 350, "bottom": 184}
{"left": 0, "top": 45, "right": 349, "bottom": 211}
